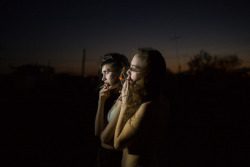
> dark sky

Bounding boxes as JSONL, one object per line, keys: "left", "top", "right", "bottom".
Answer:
{"left": 1, "top": 0, "right": 250, "bottom": 75}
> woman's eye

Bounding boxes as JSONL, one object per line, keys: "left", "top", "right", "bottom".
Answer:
{"left": 103, "top": 70, "right": 109, "bottom": 74}
{"left": 130, "top": 68, "right": 138, "bottom": 72}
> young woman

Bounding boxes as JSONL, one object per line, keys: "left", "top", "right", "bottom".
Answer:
{"left": 114, "top": 48, "right": 170, "bottom": 167}
{"left": 95, "top": 53, "right": 130, "bottom": 167}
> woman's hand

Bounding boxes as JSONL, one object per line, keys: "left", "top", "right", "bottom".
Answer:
{"left": 99, "top": 84, "right": 110, "bottom": 102}
{"left": 121, "top": 76, "right": 132, "bottom": 104}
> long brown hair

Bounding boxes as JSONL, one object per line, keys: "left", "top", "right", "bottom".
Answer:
{"left": 123, "top": 48, "right": 167, "bottom": 123}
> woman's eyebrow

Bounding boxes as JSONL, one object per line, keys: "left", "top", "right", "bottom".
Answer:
{"left": 131, "top": 65, "right": 140, "bottom": 69}
{"left": 102, "top": 69, "right": 110, "bottom": 72}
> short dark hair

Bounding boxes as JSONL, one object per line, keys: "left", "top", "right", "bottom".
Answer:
{"left": 100, "top": 53, "right": 130, "bottom": 72}
{"left": 98, "top": 52, "right": 130, "bottom": 86}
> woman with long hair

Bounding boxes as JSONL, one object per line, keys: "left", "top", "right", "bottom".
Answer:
{"left": 114, "top": 48, "right": 170, "bottom": 167}
{"left": 95, "top": 53, "right": 130, "bottom": 167}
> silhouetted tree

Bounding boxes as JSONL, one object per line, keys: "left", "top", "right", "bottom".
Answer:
{"left": 187, "top": 50, "right": 214, "bottom": 72}
{"left": 214, "top": 55, "right": 241, "bottom": 72}
{"left": 188, "top": 50, "right": 242, "bottom": 74}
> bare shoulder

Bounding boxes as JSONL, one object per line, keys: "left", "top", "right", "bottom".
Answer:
{"left": 139, "top": 101, "right": 152, "bottom": 110}
{"left": 128, "top": 101, "right": 152, "bottom": 127}
{"left": 134, "top": 101, "right": 152, "bottom": 117}
{"left": 131, "top": 94, "right": 169, "bottom": 124}
{"left": 136, "top": 94, "right": 168, "bottom": 115}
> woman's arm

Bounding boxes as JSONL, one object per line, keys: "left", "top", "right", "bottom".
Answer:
{"left": 114, "top": 78, "right": 151, "bottom": 150}
{"left": 114, "top": 101, "right": 150, "bottom": 150}
{"left": 100, "top": 100, "right": 121, "bottom": 144}
{"left": 94, "top": 86, "right": 110, "bottom": 137}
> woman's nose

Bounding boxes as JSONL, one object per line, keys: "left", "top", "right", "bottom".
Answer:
{"left": 102, "top": 75, "right": 106, "bottom": 81}
{"left": 126, "top": 69, "right": 131, "bottom": 76}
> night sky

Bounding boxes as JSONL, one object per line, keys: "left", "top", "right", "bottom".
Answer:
{"left": 1, "top": 0, "right": 250, "bottom": 75}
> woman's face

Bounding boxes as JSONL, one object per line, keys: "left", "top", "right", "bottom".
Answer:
{"left": 101, "top": 64, "right": 118, "bottom": 89}
{"left": 126, "top": 54, "right": 144, "bottom": 86}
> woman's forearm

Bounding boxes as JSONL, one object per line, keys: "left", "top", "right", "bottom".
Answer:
{"left": 94, "top": 100, "right": 105, "bottom": 136}
{"left": 114, "top": 104, "right": 127, "bottom": 150}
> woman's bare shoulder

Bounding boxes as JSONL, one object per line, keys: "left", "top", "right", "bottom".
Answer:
{"left": 134, "top": 94, "right": 169, "bottom": 120}
{"left": 140, "top": 101, "right": 152, "bottom": 109}
{"left": 136, "top": 101, "right": 153, "bottom": 116}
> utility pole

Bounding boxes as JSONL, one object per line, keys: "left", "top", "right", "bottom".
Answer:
{"left": 81, "top": 49, "right": 86, "bottom": 77}
{"left": 170, "top": 36, "right": 181, "bottom": 73}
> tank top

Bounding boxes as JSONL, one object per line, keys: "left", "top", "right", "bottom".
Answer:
{"left": 107, "top": 102, "right": 118, "bottom": 122}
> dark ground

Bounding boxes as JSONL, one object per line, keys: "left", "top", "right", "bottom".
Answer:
{"left": 1, "top": 73, "right": 249, "bottom": 167}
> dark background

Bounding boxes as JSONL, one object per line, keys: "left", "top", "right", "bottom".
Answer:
{"left": 1, "top": 0, "right": 250, "bottom": 166}
{"left": 1, "top": 0, "right": 250, "bottom": 75}
{"left": 1, "top": 70, "right": 249, "bottom": 167}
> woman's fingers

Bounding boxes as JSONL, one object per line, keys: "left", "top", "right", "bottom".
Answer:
{"left": 99, "top": 83, "right": 111, "bottom": 100}
{"left": 122, "top": 80, "right": 127, "bottom": 95}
